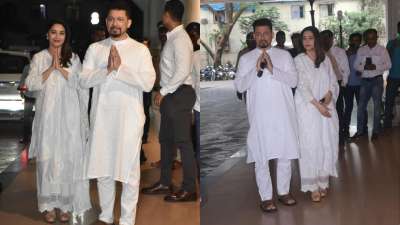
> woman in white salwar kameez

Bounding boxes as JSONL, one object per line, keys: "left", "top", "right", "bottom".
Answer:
{"left": 26, "top": 20, "right": 91, "bottom": 223}
{"left": 294, "top": 26, "right": 339, "bottom": 202}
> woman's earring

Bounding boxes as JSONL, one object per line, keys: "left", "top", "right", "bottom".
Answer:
{"left": 46, "top": 35, "right": 48, "bottom": 40}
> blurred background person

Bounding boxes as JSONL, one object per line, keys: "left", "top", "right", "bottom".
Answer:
{"left": 235, "top": 32, "right": 256, "bottom": 101}
{"left": 344, "top": 32, "right": 367, "bottom": 138}
{"left": 275, "top": 30, "right": 288, "bottom": 50}
{"left": 384, "top": 21, "right": 400, "bottom": 128}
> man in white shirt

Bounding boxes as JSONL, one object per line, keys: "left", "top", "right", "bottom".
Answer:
{"left": 185, "top": 22, "right": 200, "bottom": 178}
{"left": 80, "top": 3, "right": 155, "bottom": 225}
{"left": 234, "top": 18, "right": 299, "bottom": 212}
{"left": 141, "top": 0, "right": 197, "bottom": 202}
{"left": 352, "top": 28, "right": 391, "bottom": 140}
{"left": 321, "top": 30, "right": 350, "bottom": 144}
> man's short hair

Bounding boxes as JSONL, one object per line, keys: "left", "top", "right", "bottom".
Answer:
{"left": 291, "top": 32, "right": 301, "bottom": 39}
{"left": 252, "top": 18, "right": 273, "bottom": 31}
{"left": 349, "top": 32, "right": 362, "bottom": 40}
{"left": 164, "top": 0, "right": 184, "bottom": 22}
{"left": 107, "top": 1, "right": 131, "bottom": 19}
{"left": 320, "top": 30, "right": 334, "bottom": 38}
{"left": 276, "top": 30, "right": 285, "bottom": 37}
{"left": 364, "top": 28, "right": 378, "bottom": 38}
{"left": 186, "top": 22, "right": 200, "bottom": 35}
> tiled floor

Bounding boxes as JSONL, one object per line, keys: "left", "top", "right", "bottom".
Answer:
{"left": 0, "top": 118, "right": 200, "bottom": 225}
{"left": 201, "top": 127, "right": 400, "bottom": 225}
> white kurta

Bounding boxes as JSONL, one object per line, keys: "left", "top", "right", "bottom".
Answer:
{"left": 294, "top": 53, "right": 339, "bottom": 192}
{"left": 234, "top": 47, "right": 299, "bottom": 164}
{"left": 26, "top": 50, "right": 91, "bottom": 214}
{"left": 80, "top": 37, "right": 155, "bottom": 183}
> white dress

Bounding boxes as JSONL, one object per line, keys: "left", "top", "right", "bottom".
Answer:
{"left": 80, "top": 37, "right": 155, "bottom": 183}
{"left": 234, "top": 47, "right": 300, "bottom": 164}
{"left": 26, "top": 50, "right": 91, "bottom": 215}
{"left": 294, "top": 53, "right": 339, "bottom": 192}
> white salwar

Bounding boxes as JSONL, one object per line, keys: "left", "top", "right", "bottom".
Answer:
{"left": 234, "top": 47, "right": 299, "bottom": 201}
{"left": 80, "top": 37, "right": 155, "bottom": 225}
{"left": 26, "top": 50, "right": 91, "bottom": 217}
{"left": 294, "top": 53, "right": 339, "bottom": 192}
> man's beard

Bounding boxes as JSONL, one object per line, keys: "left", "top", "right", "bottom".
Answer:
{"left": 109, "top": 27, "right": 123, "bottom": 37}
{"left": 258, "top": 40, "right": 269, "bottom": 49}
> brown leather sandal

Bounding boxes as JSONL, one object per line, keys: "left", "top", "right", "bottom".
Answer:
{"left": 260, "top": 200, "right": 278, "bottom": 213}
{"left": 278, "top": 193, "right": 297, "bottom": 206}
{"left": 59, "top": 211, "right": 70, "bottom": 223}
{"left": 311, "top": 191, "right": 321, "bottom": 202}
{"left": 44, "top": 210, "right": 56, "bottom": 224}
{"left": 320, "top": 188, "right": 328, "bottom": 198}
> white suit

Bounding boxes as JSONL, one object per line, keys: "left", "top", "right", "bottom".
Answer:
{"left": 294, "top": 53, "right": 339, "bottom": 192}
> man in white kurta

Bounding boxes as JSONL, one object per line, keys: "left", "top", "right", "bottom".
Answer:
{"left": 234, "top": 18, "right": 299, "bottom": 212}
{"left": 80, "top": 5, "right": 155, "bottom": 225}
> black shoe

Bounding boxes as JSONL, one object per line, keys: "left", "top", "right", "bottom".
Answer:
{"left": 164, "top": 189, "right": 197, "bottom": 202}
{"left": 371, "top": 133, "right": 379, "bottom": 140}
{"left": 141, "top": 182, "right": 172, "bottom": 195}
{"left": 351, "top": 132, "right": 367, "bottom": 139}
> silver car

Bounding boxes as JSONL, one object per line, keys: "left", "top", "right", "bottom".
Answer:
{"left": 0, "top": 49, "right": 30, "bottom": 121}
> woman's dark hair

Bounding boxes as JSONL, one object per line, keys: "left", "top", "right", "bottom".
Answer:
{"left": 47, "top": 19, "right": 72, "bottom": 68}
{"left": 300, "top": 26, "right": 325, "bottom": 68}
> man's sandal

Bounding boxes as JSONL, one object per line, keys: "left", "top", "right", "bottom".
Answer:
{"left": 278, "top": 193, "right": 297, "bottom": 206}
{"left": 260, "top": 200, "right": 278, "bottom": 213}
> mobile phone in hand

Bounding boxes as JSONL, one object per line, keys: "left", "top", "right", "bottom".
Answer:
{"left": 365, "top": 57, "right": 372, "bottom": 65}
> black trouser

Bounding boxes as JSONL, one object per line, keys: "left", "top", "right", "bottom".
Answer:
{"left": 336, "top": 82, "right": 345, "bottom": 140}
{"left": 23, "top": 97, "right": 35, "bottom": 141}
{"left": 192, "top": 110, "right": 200, "bottom": 180}
{"left": 159, "top": 85, "right": 196, "bottom": 192}
{"left": 142, "top": 92, "right": 152, "bottom": 142}
{"left": 384, "top": 77, "right": 400, "bottom": 127}
{"left": 343, "top": 85, "right": 367, "bottom": 135}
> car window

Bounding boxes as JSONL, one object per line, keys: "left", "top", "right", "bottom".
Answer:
{"left": 0, "top": 53, "right": 29, "bottom": 73}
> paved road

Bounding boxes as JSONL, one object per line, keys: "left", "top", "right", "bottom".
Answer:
{"left": 200, "top": 80, "right": 248, "bottom": 177}
{"left": 0, "top": 121, "right": 24, "bottom": 173}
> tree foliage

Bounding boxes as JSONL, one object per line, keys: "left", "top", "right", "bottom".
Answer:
{"left": 320, "top": 3, "right": 385, "bottom": 48}
{"left": 238, "top": 6, "right": 289, "bottom": 35}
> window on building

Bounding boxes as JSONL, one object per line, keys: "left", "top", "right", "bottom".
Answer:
{"left": 291, "top": 5, "right": 304, "bottom": 19}
{"left": 320, "top": 3, "right": 335, "bottom": 17}
{"left": 214, "top": 11, "right": 225, "bottom": 24}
